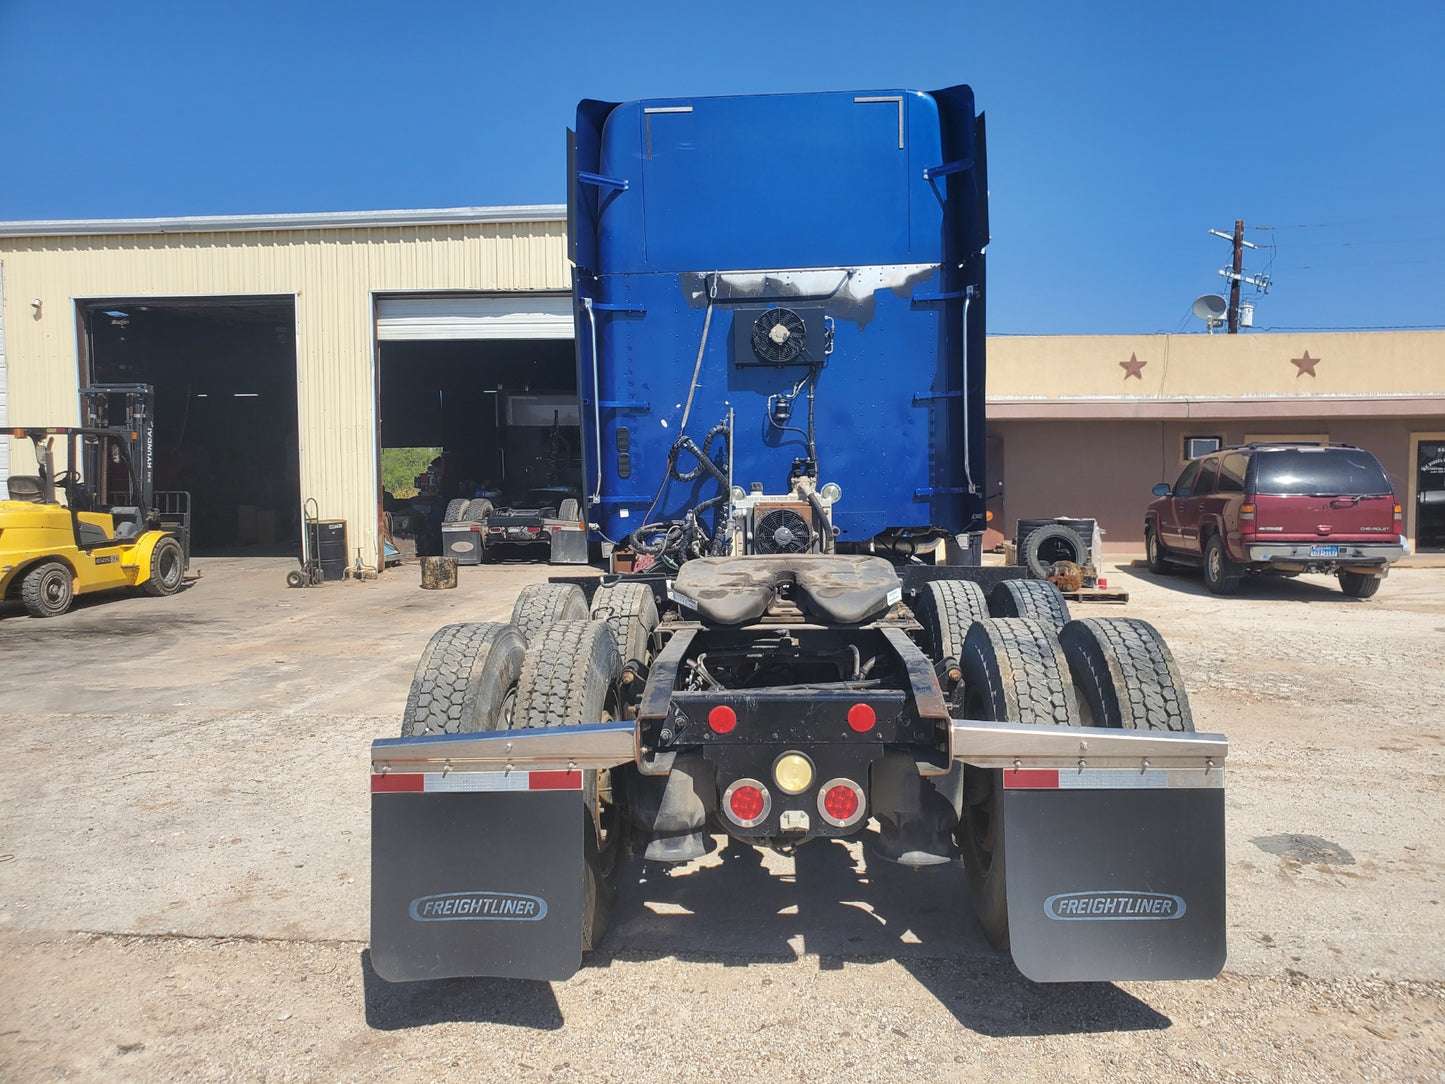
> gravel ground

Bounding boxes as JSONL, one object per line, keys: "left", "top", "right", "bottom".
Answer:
{"left": 0, "top": 555, "right": 1442, "bottom": 1082}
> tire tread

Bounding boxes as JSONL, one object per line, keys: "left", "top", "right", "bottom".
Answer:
{"left": 1059, "top": 617, "right": 1194, "bottom": 732}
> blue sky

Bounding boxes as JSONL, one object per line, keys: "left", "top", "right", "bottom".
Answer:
{"left": 2, "top": 1, "right": 1441, "bottom": 335}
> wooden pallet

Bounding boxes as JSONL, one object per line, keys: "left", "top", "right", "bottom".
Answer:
{"left": 1060, "top": 588, "right": 1130, "bottom": 604}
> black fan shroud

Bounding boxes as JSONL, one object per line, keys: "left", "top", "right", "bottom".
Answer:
{"left": 754, "top": 507, "right": 812, "bottom": 554}
{"left": 751, "top": 308, "right": 808, "bottom": 365}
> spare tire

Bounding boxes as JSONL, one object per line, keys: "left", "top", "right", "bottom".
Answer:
{"left": 1021, "top": 523, "right": 1085, "bottom": 579}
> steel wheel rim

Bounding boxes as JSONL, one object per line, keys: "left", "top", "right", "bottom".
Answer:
{"left": 43, "top": 572, "right": 67, "bottom": 604}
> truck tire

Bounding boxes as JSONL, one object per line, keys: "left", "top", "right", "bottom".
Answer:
{"left": 510, "top": 582, "right": 590, "bottom": 645}
{"left": 987, "top": 578, "right": 1071, "bottom": 628}
{"left": 558, "top": 498, "right": 581, "bottom": 523}
{"left": 914, "top": 579, "right": 988, "bottom": 662}
{"left": 1021, "top": 523, "right": 1085, "bottom": 579}
{"left": 512, "top": 620, "right": 624, "bottom": 952}
{"left": 955, "top": 618, "right": 1080, "bottom": 950}
{"left": 1145, "top": 525, "right": 1173, "bottom": 575}
{"left": 1202, "top": 532, "right": 1241, "bottom": 595}
{"left": 141, "top": 536, "right": 185, "bottom": 597}
{"left": 465, "top": 498, "right": 494, "bottom": 523}
{"left": 21, "top": 561, "right": 74, "bottom": 618}
{"left": 590, "top": 581, "right": 659, "bottom": 667}
{"left": 1059, "top": 618, "right": 1194, "bottom": 732}
{"left": 1338, "top": 570, "right": 1383, "bottom": 599}
{"left": 401, "top": 622, "right": 527, "bottom": 737}
{"left": 443, "top": 498, "right": 469, "bottom": 523}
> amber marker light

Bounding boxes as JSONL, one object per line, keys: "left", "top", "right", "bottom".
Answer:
{"left": 773, "top": 752, "right": 814, "bottom": 795}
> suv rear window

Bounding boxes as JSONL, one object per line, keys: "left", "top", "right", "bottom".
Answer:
{"left": 1249, "top": 448, "right": 1392, "bottom": 496}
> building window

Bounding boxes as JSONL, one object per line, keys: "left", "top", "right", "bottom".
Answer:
{"left": 1184, "top": 436, "right": 1222, "bottom": 460}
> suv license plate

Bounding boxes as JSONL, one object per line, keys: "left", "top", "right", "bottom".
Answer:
{"left": 1310, "top": 545, "right": 1339, "bottom": 557}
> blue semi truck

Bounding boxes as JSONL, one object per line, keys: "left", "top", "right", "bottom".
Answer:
{"left": 369, "top": 85, "right": 1230, "bottom": 985}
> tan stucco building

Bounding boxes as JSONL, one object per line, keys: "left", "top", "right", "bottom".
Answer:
{"left": 987, "top": 332, "right": 1445, "bottom": 550}
{"left": 3, "top": 208, "right": 1442, "bottom": 561}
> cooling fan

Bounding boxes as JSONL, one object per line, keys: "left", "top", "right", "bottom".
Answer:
{"left": 754, "top": 507, "right": 812, "bottom": 554}
{"left": 751, "top": 308, "right": 808, "bottom": 365}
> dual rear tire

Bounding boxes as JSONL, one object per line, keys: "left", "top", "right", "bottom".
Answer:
{"left": 956, "top": 614, "right": 1193, "bottom": 949}
{"left": 400, "top": 606, "right": 628, "bottom": 953}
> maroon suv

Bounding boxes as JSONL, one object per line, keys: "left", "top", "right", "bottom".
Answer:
{"left": 1144, "top": 443, "right": 1405, "bottom": 597}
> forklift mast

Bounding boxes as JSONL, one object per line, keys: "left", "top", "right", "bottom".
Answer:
{"left": 79, "top": 384, "right": 156, "bottom": 513}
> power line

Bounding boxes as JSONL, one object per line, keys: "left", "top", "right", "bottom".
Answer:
{"left": 1261, "top": 323, "right": 1445, "bottom": 331}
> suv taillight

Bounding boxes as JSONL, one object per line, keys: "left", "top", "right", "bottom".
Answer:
{"left": 1238, "top": 502, "right": 1256, "bottom": 537}
{"left": 1394, "top": 500, "right": 1403, "bottom": 532}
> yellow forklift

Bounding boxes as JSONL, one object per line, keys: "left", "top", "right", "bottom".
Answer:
{"left": 1, "top": 385, "right": 189, "bottom": 618}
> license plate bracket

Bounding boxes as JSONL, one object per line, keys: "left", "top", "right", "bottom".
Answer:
{"left": 1310, "top": 544, "right": 1339, "bottom": 557}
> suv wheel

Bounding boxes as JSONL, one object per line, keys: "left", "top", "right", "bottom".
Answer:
{"left": 1145, "top": 526, "right": 1171, "bottom": 575}
{"left": 1202, "top": 533, "right": 1240, "bottom": 595}
{"left": 1338, "top": 570, "right": 1383, "bottom": 599}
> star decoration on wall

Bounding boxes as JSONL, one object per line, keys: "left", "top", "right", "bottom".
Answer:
{"left": 1119, "top": 352, "right": 1147, "bottom": 379}
{"left": 1291, "top": 350, "right": 1320, "bottom": 377}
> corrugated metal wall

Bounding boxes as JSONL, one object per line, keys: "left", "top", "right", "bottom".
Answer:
{"left": 0, "top": 261, "right": 8, "bottom": 483}
{"left": 0, "top": 218, "right": 569, "bottom": 562}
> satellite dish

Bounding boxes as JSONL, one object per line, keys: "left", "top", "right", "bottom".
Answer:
{"left": 1192, "top": 294, "right": 1228, "bottom": 321}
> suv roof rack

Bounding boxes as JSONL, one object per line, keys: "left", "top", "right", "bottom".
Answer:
{"left": 1218, "top": 441, "right": 1360, "bottom": 452}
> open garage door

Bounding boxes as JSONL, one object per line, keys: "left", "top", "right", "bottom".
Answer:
{"left": 376, "top": 296, "right": 573, "bottom": 341}
{"left": 81, "top": 297, "right": 299, "bottom": 556}
{"left": 376, "top": 294, "right": 579, "bottom": 560}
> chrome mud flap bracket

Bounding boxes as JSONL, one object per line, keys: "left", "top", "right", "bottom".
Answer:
{"left": 952, "top": 720, "right": 1228, "bottom": 982}
{"left": 369, "top": 721, "right": 637, "bottom": 983}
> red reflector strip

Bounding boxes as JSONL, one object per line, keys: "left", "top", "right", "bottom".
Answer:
{"left": 1001, "top": 767, "right": 1224, "bottom": 790}
{"left": 527, "top": 771, "right": 583, "bottom": 791}
{"left": 371, "top": 770, "right": 582, "bottom": 793}
{"left": 371, "top": 773, "right": 424, "bottom": 793}
{"left": 1003, "top": 769, "right": 1060, "bottom": 789}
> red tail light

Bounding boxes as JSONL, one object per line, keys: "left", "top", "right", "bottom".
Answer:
{"left": 1394, "top": 502, "right": 1403, "bottom": 529}
{"left": 1239, "top": 503, "right": 1255, "bottom": 521}
{"left": 708, "top": 705, "right": 737, "bottom": 734}
{"left": 723, "top": 779, "right": 771, "bottom": 827}
{"left": 846, "top": 703, "right": 876, "bottom": 732}
{"left": 525, "top": 526, "right": 541, "bottom": 534}
{"left": 817, "top": 779, "right": 866, "bottom": 828}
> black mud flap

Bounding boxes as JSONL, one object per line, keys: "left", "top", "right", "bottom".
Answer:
{"left": 370, "top": 768, "right": 586, "bottom": 982}
{"left": 1002, "top": 768, "right": 1226, "bottom": 982}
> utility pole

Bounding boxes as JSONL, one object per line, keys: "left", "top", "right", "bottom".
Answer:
{"left": 1208, "top": 221, "right": 1269, "bottom": 333}
{"left": 1227, "top": 219, "right": 1243, "bottom": 334}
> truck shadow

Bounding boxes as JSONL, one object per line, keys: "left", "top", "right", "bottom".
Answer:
{"left": 358, "top": 831, "right": 1172, "bottom": 1035}
{"left": 595, "top": 832, "right": 1171, "bottom": 1037}
{"left": 1126, "top": 565, "right": 1367, "bottom": 603}
{"left": 360, "top": 950, "right": 564, "bottom": 1030}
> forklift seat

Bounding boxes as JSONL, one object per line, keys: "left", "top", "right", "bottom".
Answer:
{"left": 6, "top": 476, "right": 45, "bottom": 502}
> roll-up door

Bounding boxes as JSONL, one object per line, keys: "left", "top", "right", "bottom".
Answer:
{"left": 376, "top": 295, "right": 574, "bottom": 342}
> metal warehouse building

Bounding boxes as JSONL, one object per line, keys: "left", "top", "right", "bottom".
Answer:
{"left": 2, "top": 207, "right": 1443, "bottom": 562}
{"left": 1, "top": 207, "right": 573, "bottom": 565}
